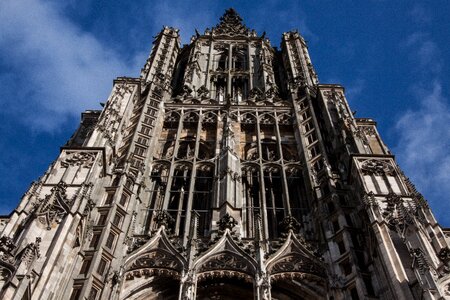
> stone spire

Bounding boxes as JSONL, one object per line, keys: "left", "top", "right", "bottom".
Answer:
{"left": 211, "top": 8, "right": 255, "bottom": 37}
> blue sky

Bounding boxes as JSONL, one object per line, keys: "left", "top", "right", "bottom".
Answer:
{"left": 1, "top": 1, "right": 449, "bottom": 226}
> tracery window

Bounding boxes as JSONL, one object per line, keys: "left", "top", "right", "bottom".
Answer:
{"left": 240, "top": 113, "right": 258, "bottom": 160}
{"left": 215, "top": 51, "right": 228, "bottom": 71}
{"left": 192, "top": 164, "right": 214, "bottom": 236}
{"left": 242, "top": 165, "right": 261, "bottom": 238}
{"left": 167, "top": 164, "right": 192, "bottom": 235}
{"left": 147, "top": 110, "right": 219, "bottom": 236}
{"left": 158, "top": 112, "right": 179, "bottom": 159}
{"left": 263, "top": 166, "right": 284, "bottom": 239}
{"left": 177, "top": 138, "right": 196, "bottom": 159}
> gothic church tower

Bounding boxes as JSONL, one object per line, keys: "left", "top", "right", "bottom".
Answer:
{"left": 1, "top": 9, "right": 450, "bottom": 300}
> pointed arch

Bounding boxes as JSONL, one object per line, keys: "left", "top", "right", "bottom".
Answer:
{"left": 120, "top": 227, "right": 187, "bottom": 300}
{"left": 194, "top": 229, "right": 258, "bottom": 281}
{"left": 266, "top": 231, "right": 327, "bottom": 299}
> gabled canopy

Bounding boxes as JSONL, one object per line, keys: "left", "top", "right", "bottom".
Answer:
{"left": 194, "top": 229, "right": 258, "bottom": 281}
{"left": 209, "top": 8, "right": 256, "bottom": 37}
{"left": 266, "top": 231, "right": 326, "bottom": 279}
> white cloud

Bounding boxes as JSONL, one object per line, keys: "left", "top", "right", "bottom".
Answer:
{"left": 346, "top": 78, "right": 365, "bottom": 101}
{"left": 0, "top": 0, "right": 139, "bottom": 131}
{"left": 394, "top": 81, "right": 450, "bottom": 222}
{"left": 394, "top": 28, "right": 450, "bottom": 224}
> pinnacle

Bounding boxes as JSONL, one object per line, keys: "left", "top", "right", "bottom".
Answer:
{"left": 211, "top": 7, "right": 254, "bottom": 37}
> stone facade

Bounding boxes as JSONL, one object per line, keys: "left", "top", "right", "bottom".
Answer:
{"left": 1, "top": 8, "right": 450, "bottom": 300}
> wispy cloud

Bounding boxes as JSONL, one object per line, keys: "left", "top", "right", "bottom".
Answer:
{"left": 408, "top": 3, "right": 431, "bottom": 24}
{"left": 394, "top": 81, "right": 450, "bottom": 222}
{"left": 394, "top": 13, "right": 450, "bottom": 224}
{"left": 0, "top": 0, "right": 138, "bottom": 131}
{"left": 346, "top": 78, "right": 365, "bottom": 101}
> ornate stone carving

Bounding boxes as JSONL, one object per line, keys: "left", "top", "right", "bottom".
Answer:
{"left": 360, "top": 125, "right": 376, "bottom": 136}
{"left": 0, "top": 236, "right": 16, "bottom": 265}
{"left": 212, "top": 8, "right": 251, "bottom": 37}
{"left": 127, "top": 236, "right": 150, "bottom": 253}
{"left": 354, "top": 128, "right": 369, "bottom": 146}
{"left": 109, "top": 270, "right": 122, "bottom": 286}
{"left": 279, "top": 215, "right": 301, "bottom": 234}
{"left": 61, "top": 152, "right": 97, "bottom": 168}
{"left": 323, "top": 89, "right": 344, "bottom": 104}
{"left": 125, "top": 268, "right": 180, "bottom": 281}
{"left": 33, "top": 181, "right": 71, "bottom": 230}
{"left": 19, "top": 237, "right": 41, "bottom": 267}
{"left": 265, "top": 86, "right": 279, "bottom": 99}
{"left": 82, "top": 198, "right": 96, "bottom": 216}
{"left": 438, "top": 248, "right": 450, "bottom": 262}
{"left": 360, "top": 159, "right": 395, "bottom": 176}
{"left": 290, "top": 75, "right": 307, "bottom": 89}
{"left": 362, "top": 191, "right": 378, "bottom": 207}
{"left": 179, "top": 85, "right": 193, "bottom": 98}
{"left": 259, "top": 274, "right": 271, "bottom": 300}
{"left": 249, "top": 87, "right": 263, "bottom": 100}
{"left": 130, "top": 250, "right": 182, "bottom": 272}
{"left": 217, "top": 213, "right": 238, "bottom": 231}
{"left": 154, "top": 211, "right": 175, "bottom": 229}
{"left": 0, "top": 236, "right": 17, "bottom": 283}
{"left": 197, "top": 85, "right": 210, "bottom": 98}
{"left": 199, "top": 253, "right": 250, "bottom": 273}
{"left": 411, "top": 248, "right": 430, "bottom": 274}
{"left": 269, "top": 254, "right": 326, "bottom": 277}
{"left": 382, "top": 193, "right": 415, "bottom": 231}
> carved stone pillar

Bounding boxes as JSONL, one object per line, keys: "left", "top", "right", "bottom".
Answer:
{"left": 256, "top": 273, "right": 271, "bottom": 300}
{"left": 179, "top": 273, "right": 195, "bottom": 300}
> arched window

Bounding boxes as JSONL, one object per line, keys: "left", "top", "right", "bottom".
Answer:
{"left": 177, "top": 138, "right": 196, "bottom": 159}
{"left": 216, "top": 52, "right": 228, "bottom": 71}
{"left": 263, "top": 166, "right": 283, "bottom": 239}
{"left": 192, "top": 164, "right": 214, "bottom": 236}
{"left": 167, "top": 164, "right": 192, "bottom": 236}
{"left": 242, "top": 165, "right": 261, "bottom": 238}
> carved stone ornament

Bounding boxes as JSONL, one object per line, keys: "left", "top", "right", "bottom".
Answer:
{"left": 258, "top": 274, "right": 271, "bottom": 300}
{"left": 383, "top": 193, "right": 415, "bottom": 231}
{"left": 360, "top": 125, "right": 376, "bottom": 136}
{"left": 438, "top": 247, "right": 450, "bottom": 262}
{"left": 179, "top": 85, "right": 193, "bottom": 98}
{"left": 127, "top": 236, "right": 150, "bottom": 253}
{"left": 360, "top": 159, "right": 395, "bottom": 176}
{"left": 323, "top": 89, "right": 344, "bottom": 104}
{"left": 198, "top": 253, "right": 250, "bottom": 273}
{"left": 411, "top": 248, "right": 430, "bottom": 275}
{"left": 109, "top": 270, "right": 122, "bottom": 286}
{"left": 249, "top": 87, "right": 263, "bottom": 99}
{"left": 154, "top": 210, "right": 175, "bottom": 229}
{"left": 269, "top": 254, "right": 325, "bottom": 278}
{"left": 82, "top": 198, "right": 96, "bottom": 216}
{"left": 61, "top": 151, "right": 97, "bottom": 168}
{"left": 0, "top": 236, "right": 17, "bottom": 283}
{"left": 211, "top": 8, "right": 252, "bottom": 37}
{"left": 290, "top": 75, "right": 306, "bottom": 89}
{"left": 265, "top": 86, "right": 280, "bottom": 99}
{"left": 279, "top": 215, "right": 301, "bottom": 234}
{"left": 0, "top": 236, "right": 16, "bottom": 265}
{"left": 129, "top": 250, "right": 182, "bottom": 272}
{"left": 33, "top": 181, "right": 71, "bottom": 230}
{"left": 217, "top": 213, "right": 238, "bottom": 231}
{"left": 19, "top": 237, "right": 41, "bottom": 267}
{"left": 363, "top": 191, "right": 378, "bottom": 207}
{"left": 197, "top": 85, "right": 210, "bottom": 98}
